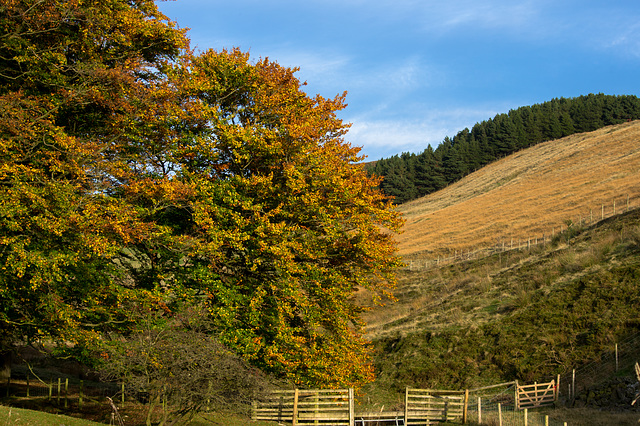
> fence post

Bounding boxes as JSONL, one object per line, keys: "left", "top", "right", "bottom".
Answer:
{"left": 498, "top": 402, "right": 503, "bottom": 426}
{"left": 314, "top": 391, "right": 319, "bottom": 426}
{"left": 404, "top": 388, "right": 409, "bottom": 424}
{"left": 463, "top": 389, "right": 469, "bottom": 424}
{"left": 443, "top": 398, "right": 449, "bottom": 422}
{"left": 572, "top": 369, "right": 576, "bottom": 400}
{"left": 79, "top": 380, "right": 83, "bottom": 407}
{"left": 57, "top": 377, "right": 61, "bottom": 405}
{"left": 64, "top": 378, "right": 68, "bottom": 408}
{"left": 514, "top": 380, "right": 519, "bottom": 410}
{"left": 523, "top": 408, "right": 528, "bottom": 426}
{"left": 292, "top": 388, "right": 299, "bottom": 426}
{"left": 349, "top": 388, "right": 355, "bottom": 426}
{"left": 477, "top": 396, "right": 482, "bottom": 424}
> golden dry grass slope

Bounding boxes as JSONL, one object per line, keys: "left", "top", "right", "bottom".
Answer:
{"left": 396, "top": 120, "right": 640, "bottom": 259}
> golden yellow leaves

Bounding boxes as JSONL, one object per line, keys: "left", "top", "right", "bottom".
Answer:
{"left": 0, "top": 0, "right": 403, "bottom": 391}
{"left": 165, "top": 48, "right": 403, "bottom": 388}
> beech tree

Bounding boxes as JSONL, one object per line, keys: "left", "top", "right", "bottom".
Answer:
{"left": 0, "top": 0, "right": 188, "bottom": 355}
{"left": 167, "top": 49, "right": 403, "bottom": 387}
{"left": 0, "top": 0, "right": 403, "bottom": 389}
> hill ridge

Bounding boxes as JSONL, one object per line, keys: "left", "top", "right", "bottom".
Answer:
{"left": 369, "top": 94, "right": 640, "bottom": 204}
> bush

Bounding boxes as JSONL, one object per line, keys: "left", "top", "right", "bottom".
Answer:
{"left": 98, "top": 312, "right": 271, "bottom": 426}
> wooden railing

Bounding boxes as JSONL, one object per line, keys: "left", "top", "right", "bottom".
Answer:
{"left": 404, "top": 388, "right": 469, "bottom": 425}
{"left": 252, "top": 381, "right": 558, "bottom": 425}
{"left": 252, "top": 388, "right": 354, "bottom": 425}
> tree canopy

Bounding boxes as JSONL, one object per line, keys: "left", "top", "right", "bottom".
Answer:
{"left": 0, "top": 0, "right": 402, "bottom": 389}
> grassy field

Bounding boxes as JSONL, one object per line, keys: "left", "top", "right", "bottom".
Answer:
{"left": 357, "top": 122, "right": 640, "bottom": 417}
{"left": 4, "top": 402, "right": 637, "bottom": 426}
{"left": 395, "top": 120, "right": 640, "bottom": 259}
{"left": 0, "top": 403, "right": 280, "bottom": 426}
{"left": 0, "top": 404, "right": 105, "bottom": 425}
{"left": 362, "top": 119, "right": 640, "bottom": 345}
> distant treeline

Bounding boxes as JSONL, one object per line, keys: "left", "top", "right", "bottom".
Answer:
{"left": 366, "top": 94, "right": 640, "bottom": 203}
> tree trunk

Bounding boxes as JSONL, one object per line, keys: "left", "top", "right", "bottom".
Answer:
{"left": 146, "top": 393, "right": 160, "bottom": 426}
{"left": 0, "top": 350, "right": 11, "bottom": 382}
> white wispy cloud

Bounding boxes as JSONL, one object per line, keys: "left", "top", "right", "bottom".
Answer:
{"left": 260, "top": 48, "right": 440, "bottom": 104}
{"left": 432, "top": 1, "right": 540, "bottom": 32}
{"left": 347, "top": 120, "right": 435, "bottom": 155}
{"left": 585, "top": 12, "right": 640, "bottom": 59}
{"left": 345, "top": 106, "right": 501, "bottom": 160}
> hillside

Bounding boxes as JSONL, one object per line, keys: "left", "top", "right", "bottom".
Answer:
{"left": 368, "top": 94, "right": 640, "bottom": 204}
{"left": 362, "top": 121, "right": 640, "bottom": 397}
{"left": 396, "top": 120, "right": 640, "bottom": 259}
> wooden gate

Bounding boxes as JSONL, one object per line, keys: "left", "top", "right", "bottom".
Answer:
{"left": 515, "top": 380, "right": 558, "bottom": 409}
{"left": 404, "top": 388, "right": 469, "bottom": 425}
{"left": 252, "top": 388, "right": 354, "bottom": 425}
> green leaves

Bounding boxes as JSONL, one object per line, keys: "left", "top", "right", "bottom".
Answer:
{"left": 168, "top": 50, "right": 403, "bottom": 387}
{"left": 1, "top": 0, "right": 401, "bottom": 391}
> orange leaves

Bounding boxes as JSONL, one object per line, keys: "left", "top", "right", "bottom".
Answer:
{"left": 1, "top": 0, "right": 401, "bottom": 392}
{"left": 0, "top": 0, "right": 190, "bottom": 352}
{"left": 169, "top": 49, "right": 403, "bottom": 387}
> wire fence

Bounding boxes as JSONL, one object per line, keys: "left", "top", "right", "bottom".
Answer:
{"left": 466, "top": 382, "right": 567, "bottom": 426}
{"left": 467, "top": 402, "right": 568, "bottom": 426}
{"left": 404, "top": 193, "right": 640, "bottom": 271}
{"left": 558, "top": 329, "right": 640, "bottom": 405}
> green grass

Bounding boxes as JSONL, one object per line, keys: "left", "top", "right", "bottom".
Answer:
{"left": 0, "top": 403, "right": 280, "bottom": 426}
{"left": 189, "top": 412, "right": 278, "bottom": 425}
{"left": 0, "top": 404, "right": 105, "bottom": 425}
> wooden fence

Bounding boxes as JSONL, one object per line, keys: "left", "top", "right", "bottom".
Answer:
{"left": 252, "top": 388, "right": 354, "bottom": 425}
{"left": 515, "top": 379, "right": 558, "bottom": 410}
{"left": 251, "top": 381, "right": 558, "bottom": 425}
{"left": 3, "top": 373, "right": 122, "bottom": 408}
{"left": 404, "top": 388, "right": 469, "bottom": 425}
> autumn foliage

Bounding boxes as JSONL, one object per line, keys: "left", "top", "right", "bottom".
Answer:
{"left": 0, "top": 0, "right": 402, "bottom": 389}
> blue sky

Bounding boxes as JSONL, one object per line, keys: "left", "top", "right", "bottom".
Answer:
{"left": 158, "top": 0, "right": 640, "bottom": 161}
